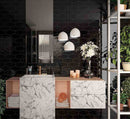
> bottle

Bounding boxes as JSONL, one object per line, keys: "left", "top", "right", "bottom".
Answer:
{"left": 28, "top": 66, "right": 32, "bottom": 74}
{"left": 39, "top": 66, "right": 41, "bottom": 75}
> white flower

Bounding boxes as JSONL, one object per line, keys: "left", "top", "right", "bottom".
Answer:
{"left": 80, "top": 41, "right": 98, "bottom": 59}
{"left": 86, "top": 49, "right": 95, "bottom": 57}
{"left": 81, "top": 45, "right": 86, "bottom": 51}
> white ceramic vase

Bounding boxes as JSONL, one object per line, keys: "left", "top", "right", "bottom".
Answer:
{"left": 122, "top": 62, "right": 130, "bottom": 71}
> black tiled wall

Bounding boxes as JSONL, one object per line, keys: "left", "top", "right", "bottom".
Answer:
{"left": 0, "top": 0, "right": 26, "bottom": 76}
{"left": 52, "top": 38, "right": 81, "bottom": 76}
{"left": 54, "top": 0, "right": 103, "bottom": 77}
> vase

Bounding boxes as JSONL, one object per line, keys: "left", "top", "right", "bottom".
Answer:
{"left": 128, "top": 99, "right": 130, "bottom": 108}
{"left": 122, "top": 62, "right": 130, "bottom": 71}
{"left": 84, "top": 58, "right": 93, "bottom": 78}
{"left": 120, "top": 103, "right": 124, "bottom": 111}
{"left": 115, "top": 4, "right": 127, "bottom": 15}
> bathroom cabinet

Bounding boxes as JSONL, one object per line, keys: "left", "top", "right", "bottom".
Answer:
{"left": 6, "top": 76, "right": 106, "bottom": 119}
{"left": 56, "top": 77, "right": 106, "bottom": 109}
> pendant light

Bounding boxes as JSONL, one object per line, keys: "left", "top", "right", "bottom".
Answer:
{"left": 70, "top": 28, "right": 80, "bottom": 38}
{"left": 64, "top": 41, "right": 75, "bottom": 51}
{"left": 58, "top": 31, "right": 68, "bottom": 42}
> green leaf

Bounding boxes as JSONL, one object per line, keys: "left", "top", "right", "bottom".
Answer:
{"left": 0, "top": 79, "right": 5, "bottom": 116}
{"left": 113, "top": 59, "right": 116, "bottom": 65}
{"left": 128, "top": 38, "right": 130, "bottom": 44}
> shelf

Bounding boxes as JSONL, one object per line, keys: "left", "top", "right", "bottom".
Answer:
{"left": 107, "top": 1, "right": 130, "bottom": 118}
{"left": 109, "top": 104, "right": 130, "bottom": 115}
{"left": 103, "top": 68, "right": 130, "bottom": 73}
{"left": 120, "top": 70, "right": 130, "bottom": 74}
{"left": 108, "top": 69, "right": 118, "bottom": 72}
{"left": 6, "top": 77, "right": 20, "bottom": 109}
{"left": 120, "top": 112, "right": 130, "bottom": 115}
{"left": 120, "top": 17, "right": 130, "bottom": 19}
{"left": 102, "top": 68, "right": 117, "bottom": 72}
{"left": 108, "top": 10, "right": 130, "bottom": 20}
{"left": 55, "top": 80, "right": 70, "bottom": 109}
{"left": 120, "top": 9, "right": 130, "bottom": 13}
{"left": 110, "top": 17, "right": 130, "bottom": 19}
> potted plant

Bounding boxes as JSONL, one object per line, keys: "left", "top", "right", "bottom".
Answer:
{"left": 125, "top": 0, "right": 130, "bottom": 16}
{"left": 0, "top": 79, "right": 6, "bottom": 119}
{"left": 111, "top": 0, "right": 128, "bottom": 10}
{"left": 120, "top": 25, "right": 130, "bottom": 71}
{"left": 103, "top": 25, "right": 130, "bottom": 70}
{"left": 122, "top": 77, "right": 130, "bottom": 108}
{"left": 102, "top": 32, "right": 118, "bottom": 68}
{"left": 113, "top": 91, "right": 128, "bottom": 110}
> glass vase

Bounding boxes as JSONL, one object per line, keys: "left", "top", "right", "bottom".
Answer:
{"left": 88, "top": 60, "right": 91, "bottom": 78}
{"left": 84, "top": 58, "right": 93, "bottom": 78}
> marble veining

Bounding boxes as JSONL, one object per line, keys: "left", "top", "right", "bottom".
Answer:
{"left": 71, "top": 80, "right": 106, "bottom": 109}
{"left": 20, "top": 75, "right": 55, "bottom": 119}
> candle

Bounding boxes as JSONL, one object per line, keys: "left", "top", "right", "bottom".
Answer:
{"left": 70, "top": 70, "right": 74, "bottom": 78}
{"left": 76, "top": 70, "right": 80, "bottom": 78}
{"left": 72, "top": 72, "right": 76, "bottom": 78}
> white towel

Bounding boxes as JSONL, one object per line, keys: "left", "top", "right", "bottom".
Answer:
{"left": 8, "top": 94, "right": 20, "bottom": 105}
{"left": 8, "top": 103, "right": 19, "bottom": 108}
{"left": 56, "top": 98, "right": 69, "bottom": 107}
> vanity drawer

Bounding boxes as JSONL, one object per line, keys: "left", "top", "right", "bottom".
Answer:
{"left": 70, "top": 80, "right": 106, "bottom": 109}
{"left": 71, "top": 80, "right": 105, "bottom": 95}
{"left": 71, "top": 94, "right": 106, "bottom": 109}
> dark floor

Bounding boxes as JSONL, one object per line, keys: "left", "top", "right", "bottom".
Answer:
{"left": 1, "top": 109, "right": 130, "bottom": 119}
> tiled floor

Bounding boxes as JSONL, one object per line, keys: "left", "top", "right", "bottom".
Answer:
{"left": 2, "top": 109, "right": 130, "bottom": 119}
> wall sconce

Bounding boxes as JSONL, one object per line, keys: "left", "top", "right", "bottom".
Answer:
{"left": 64, "top": 41, "right": 75, "bottom": 51}
{"left": 70, "top": 28, "right": 80, "bottom": 38}
{"left": 58, "top": 31, "right": 68, "bottom": 42}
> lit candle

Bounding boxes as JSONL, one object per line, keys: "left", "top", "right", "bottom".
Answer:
{"left": 72, "top": 72, "right": 76, "bottom": 78}
{"left": 70, "top": 70, "right": 74, "bottom": 78}
{"left": 76, "top": 70, "right": 80, "bottom": 78}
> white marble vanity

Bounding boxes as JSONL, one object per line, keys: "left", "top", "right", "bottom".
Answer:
{"left": 15, "top": 75, "right": 105, "bottom": 119}
{"left": 20, "top": 75, "right": 55, "bottom": 119}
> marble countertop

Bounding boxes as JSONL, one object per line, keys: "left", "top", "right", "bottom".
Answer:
{"left": 55, "top": 77, "right": 104, "bottom": 81}
{"left": 21, "top": 74, "right": 55, "bottom": 79}
{"left": 18, "top": 75, "right": 104, "bottom": 82}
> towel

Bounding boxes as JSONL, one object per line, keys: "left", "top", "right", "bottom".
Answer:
{"left": 56, "top": 98, "right": 69, "bottom": 108}
{"left": 8, "top": 103, "right": 19, "bottom": 108}
{"left": 8, "top": 94, "right": 19, "bottom": 108}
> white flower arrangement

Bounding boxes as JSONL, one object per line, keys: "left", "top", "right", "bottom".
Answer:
{"left": 80, "top": 41, "right": 98, "bottom": 59}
